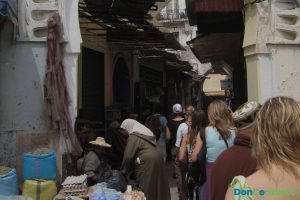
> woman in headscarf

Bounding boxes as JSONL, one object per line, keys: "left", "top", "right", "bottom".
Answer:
{"left": 121, "top": 119, "right": 171, "bottom": 200}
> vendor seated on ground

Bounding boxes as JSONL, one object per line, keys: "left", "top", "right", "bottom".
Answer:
{"left": 81, "top": 137, "right": 112, "bottom": 186}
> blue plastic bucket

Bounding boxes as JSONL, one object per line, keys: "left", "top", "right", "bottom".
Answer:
{"left": 0, "top": 168, "right": 18, "bottom": 195}
{"left": 22, "top": 150, "right": 56, "bottom": 180}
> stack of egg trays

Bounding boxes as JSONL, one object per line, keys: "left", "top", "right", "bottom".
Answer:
{"left": 62, "top": 175, "right": 88, "bottom": 197}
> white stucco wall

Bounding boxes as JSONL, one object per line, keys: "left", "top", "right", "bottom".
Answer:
{"left": 0, "top": 22, "right": 50, "bottom": 132}
{"left": 245, "top": 54, "right": 274, "bottom": 102}
{"left": 0, "top": 0, "right": 82, "bottom": 168}
{"left": 244, "top": 1, "right": 300, "bottom": 103}
{"left": 268, "top": 45, "right": 300, "bottom": 99}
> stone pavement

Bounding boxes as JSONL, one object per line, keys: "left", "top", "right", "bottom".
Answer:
{"left": 165, "top": 161, "right": 179, "bottom": 200}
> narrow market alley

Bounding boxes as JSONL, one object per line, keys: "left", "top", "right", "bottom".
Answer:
{"left": 1, "top": 0, "right": 300, "bottom": 200}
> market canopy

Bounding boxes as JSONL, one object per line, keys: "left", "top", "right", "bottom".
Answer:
{"left": 0, "top": 0, "right": 17, "bottom": 24}
{"left": 80, "top": 0, "right": 184, "bottom": 51}
{"left": 187, "top": 33, "right": 242, "bottom": 65}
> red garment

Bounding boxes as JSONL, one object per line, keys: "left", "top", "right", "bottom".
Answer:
{"left": 210, "top": 128, "right": 257, "bottom": 200}
{"left": 44, "top": 13, "right": 82, "bottom": 155}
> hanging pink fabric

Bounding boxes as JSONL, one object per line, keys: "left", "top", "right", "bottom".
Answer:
{"left": 44, "top": 12, "right": 82, "bottom": 155}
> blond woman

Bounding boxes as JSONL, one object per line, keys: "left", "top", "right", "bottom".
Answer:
{"left": 226, "top": 96, "right": 300, "bottom": 200}
{"left": 200, "top": 100, "right": 236, "bottom": 200}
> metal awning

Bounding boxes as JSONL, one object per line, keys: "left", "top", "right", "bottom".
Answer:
{"left": 137, "top": 49, "right": 193, "bottom": 73}
{"left": 0, "top": 0, "right": 17, "bottom": 24}
{"left": 84, "top": 0, "right": 159, "bottom": 24}
{"left": 195, "top": 0, "right": 243, "bottom": 12}
{"left": 80, "top": 0, "right": 184, "bottom": 51}
{"left": 187, "top": 33, "right": 242, "bottom": 65}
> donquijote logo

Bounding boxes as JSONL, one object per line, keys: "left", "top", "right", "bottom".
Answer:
{"left": 233, "top": 188, "right": 296, "bottom": 197}
{"left": 229, "top": 183, "right": 296, "bottom": 197}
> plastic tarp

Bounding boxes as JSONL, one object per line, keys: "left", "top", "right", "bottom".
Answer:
{"left": 0, "top": 0, "right": 17, "bottom": 24}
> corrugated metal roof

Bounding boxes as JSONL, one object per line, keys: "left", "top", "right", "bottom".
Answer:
{"left": 195, "top": 0, "right": 243, "bottom": 12}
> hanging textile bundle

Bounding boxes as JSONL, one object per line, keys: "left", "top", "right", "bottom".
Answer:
{"left": 44, "top": 12, "right": 82, "bottom": 155}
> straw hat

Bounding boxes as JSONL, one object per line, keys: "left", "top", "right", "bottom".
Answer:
{"left": 232, "top": 101, "right": 261, "bottom": 131}
{"left": 89, "top": 137, "right": 112, "bottom": 148}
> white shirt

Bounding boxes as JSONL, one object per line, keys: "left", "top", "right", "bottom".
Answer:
{"left": 175, "top": 122, "right": 189, "bottom": 147}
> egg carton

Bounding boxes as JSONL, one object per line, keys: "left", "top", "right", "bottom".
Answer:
{"left": 63, "top": 188, "right": 88, "bottom": 196}
{"left": 62, "top": 174, "right": 87, "bottom": 186}
{"left": 63, "top": 184, "right": 87, "bottom": 191}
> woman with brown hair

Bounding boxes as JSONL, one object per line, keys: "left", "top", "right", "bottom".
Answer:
{"left": 179, "top": 109, "right": 206, "bottom": 199}
{"left": 226, "top": 96, "right": 300, "bottom": 200}
{"left": 200, "top": 100, "right": 236, "bottom": 200}
{"left": 173, "top": 105, "right": 195, "bottom": 200}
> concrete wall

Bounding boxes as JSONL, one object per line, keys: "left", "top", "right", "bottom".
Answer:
{"left": 268, "top": 45, "right": 300, "bottom": 99}
{"left": 0, "top": 21, "right": 64, "bottom": 181}
{"left": 0, "top": 0, "right": 81, "bottom": 181}
{"left": 0, "top": 21, "right": 49, "bottom": 163}
{"left": 243, "top": 1, "right": 300, "bottom": 103}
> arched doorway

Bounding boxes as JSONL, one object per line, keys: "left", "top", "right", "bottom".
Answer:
{"left": 113, "top": 58, "right": 130, "bottom": 106}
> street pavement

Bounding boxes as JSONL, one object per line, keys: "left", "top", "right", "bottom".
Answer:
{"left": 165, "top": 161, "right": 179, "bottom": 200}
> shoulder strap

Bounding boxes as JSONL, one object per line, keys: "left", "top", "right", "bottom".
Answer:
{"left": 216, "top": 128, "right": 229, "bottom": 149}
{"left": 199, "top": 127, "right": 206, "bottom": 144}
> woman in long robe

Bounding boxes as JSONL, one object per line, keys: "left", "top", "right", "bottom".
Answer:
{"left": 121, "top": 119, "right": 171, "bottom": 200}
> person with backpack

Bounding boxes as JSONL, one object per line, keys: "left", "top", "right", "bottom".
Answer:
{"left": 166, "top": 103, "right": 185, "bottom": 162}
{"left": 165, "top": 103, "right": 187, "bottom": 199}
{"left": 173, "top": 105, "right": 195, "bottom": 200}
{"left": 179, "top": 110, "right": 206, "bottom": 200}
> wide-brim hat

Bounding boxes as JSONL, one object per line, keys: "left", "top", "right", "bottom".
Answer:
{"left": 89, "top": 137, "right": 112, "bottom": 148}
{"left": 232, "top": 101, "right": 261, "bottom": 131}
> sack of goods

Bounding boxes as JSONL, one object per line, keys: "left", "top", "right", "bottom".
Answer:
{"left": 22, "top": 148, "right": 56, "bottom": 180}
{"left": 62, "top": 174, "right": 88, "bottom": 197}
{"left": 98, "top": 170, "right": 127, "bottom": 192}
{"left": 0, "top": 167, "right": 18, "bottom": 196}
{"left": 22, "top": 179, "right": 57, "bottom": 200}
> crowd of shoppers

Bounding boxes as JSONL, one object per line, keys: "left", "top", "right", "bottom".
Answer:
{"left": 79, "top": 95, "right": 300, "bottom": 200}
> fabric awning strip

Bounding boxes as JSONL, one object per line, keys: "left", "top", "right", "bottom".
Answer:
{"left": 0, "top": 0, "right": 17, "bottom": 24}
{"left": 195, "top": 0, "right": 243, "bottom": 12}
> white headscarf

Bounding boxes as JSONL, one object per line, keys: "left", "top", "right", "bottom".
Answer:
{"left": 121, "top": 119, "right": 154, "bottom": 137}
